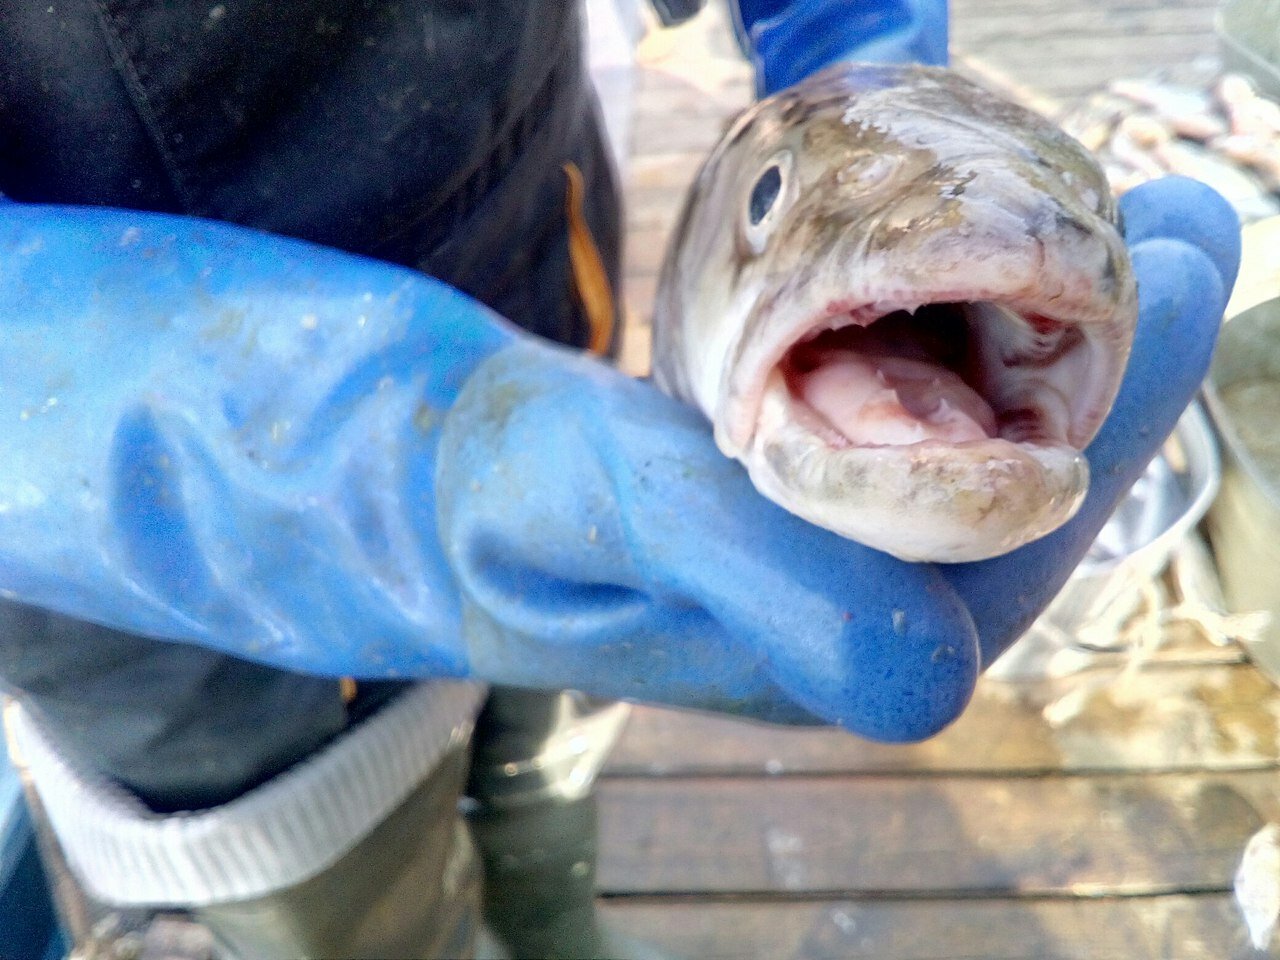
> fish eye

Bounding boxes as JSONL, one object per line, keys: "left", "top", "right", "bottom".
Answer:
{"left": 741, "top": 151, "right": 793, "bottom": 255}
{"left": 749, "top": 165, "right": 782, "bottom": 225}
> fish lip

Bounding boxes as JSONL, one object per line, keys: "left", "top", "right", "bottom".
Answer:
{"left": 746, "top": 391, "right": 1092, "bottom": 562}
{"left": 712, "top": 285, "right": 1133, "bottom": 562}
{"left": 719, "top": 286, "right": 1135, "bottom": 460}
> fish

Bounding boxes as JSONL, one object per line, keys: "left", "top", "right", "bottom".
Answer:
{"left": 1108, "top": 78, "right": 1228, "bottom": 142}
{"left": 652, "top": 63, "right": 1138, "bottom": 563}
{"left": 1236, "top": 823, "right": 1280, "bottom": 951}
{"left": 1060, "top": 70, "right": 1280, "bottom": 222}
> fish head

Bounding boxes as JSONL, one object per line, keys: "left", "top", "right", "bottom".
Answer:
{"left": 652, "top": 64, "right": 1138, "bottom": 563}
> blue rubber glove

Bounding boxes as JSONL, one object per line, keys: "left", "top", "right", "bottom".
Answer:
{"left": 729, "top": 0, "right": 949, "bottom": 96}
{"left": 943, "top": 178, "right": 1240, "bottom": 666}
{"left": 436, "top": 176, "right": 1238, "bottom": 740}
{"left": 0, "top": 203, "right": 514, "bottom": 679}
{"left": 0, "top": 178, "right": 1236, "bottom": 742}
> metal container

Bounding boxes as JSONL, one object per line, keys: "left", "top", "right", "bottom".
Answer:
{"left": 1204, "top": 295, "right": 1280, "bottom": 682}
{"left": 988, "top": 403, "right": 1221, "bottom": 680}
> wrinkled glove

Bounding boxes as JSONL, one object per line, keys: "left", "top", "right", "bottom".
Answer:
{"left": 730, "top": 0, "right": 949, "bottom": 95}
{"left": 0, "top": 202, "right": 514, "bottom": 680}
{"left": 437, "top": 176, "right": 1238, "bottom": 740}
{"left": 0, "top": 178, "right": 1236, "bottom": 741}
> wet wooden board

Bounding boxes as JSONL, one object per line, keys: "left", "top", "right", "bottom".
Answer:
{"left": 957, "top": 7, "right": 1215, "bottom": 45}
{"left": 606, "top": 663, "right": 1279, "bottom": 777}
{"left": 601, "top": 896, "right": 1271, "bottom": 960}
{"left": 950, "top": 36, "right": 1223, "bottom": 103}
{"left": 952, "top": 0, "right": 1220, "bottom": 105}
{"left": 597, "top": 770, "right": 1277, "bottom": 896}
{"left": 960, "top": 0, "right": 1218, "bottom": 10}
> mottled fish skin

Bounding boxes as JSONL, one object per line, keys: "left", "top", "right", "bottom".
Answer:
{"left": 652, "top": 64, "right": 1137, "bottom": 563}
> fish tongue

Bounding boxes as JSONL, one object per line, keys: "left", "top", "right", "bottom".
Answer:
{"left": 794, "top": 348, "right": 998, "bottom": 446}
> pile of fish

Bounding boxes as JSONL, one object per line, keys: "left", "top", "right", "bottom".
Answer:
{"left": 1060, "top": 66, "right": 1280, "bottom": 223}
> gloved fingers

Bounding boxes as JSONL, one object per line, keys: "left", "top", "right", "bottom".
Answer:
{"left": 1119, "top": 176, "right": 1242, "bottom": 291}
{"left": 941, "top": 219, "right": 1232, "bottom": 665}
{"left": 437, "top": 340, "right": 980, "bottom": 739}
{"left": 741, "top": 0, "right": 949, "bottom": 96}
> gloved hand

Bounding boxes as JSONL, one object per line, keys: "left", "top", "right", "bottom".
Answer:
{"left": 729, "top": 0, "right": 949, "bottom": 95}
{"left": 436, "top": 176, "right": 1238, "bottom": 740}
{"left": 0, "top": 202, "right": 516, "bottom": 680}
{"left": 0, "top": 178, "right": 1236, "bottom": 742}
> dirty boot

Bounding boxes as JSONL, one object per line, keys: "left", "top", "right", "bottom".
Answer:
{"left": 467, "top": 688, "right": 673, "bottom": 960}
{"left": 8, "top": 682, "right": 486, "bottom": 960}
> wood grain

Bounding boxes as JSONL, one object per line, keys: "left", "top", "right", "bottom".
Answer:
{"left": 606, "top": 663, "right": 1279, "bottom": 777}
{"left": 952, "top": 0, "right": 1219, "bottom": 105}
{"left": 600, "top": 896, "right": 1274, "bottom": 960}
{"left": 597, "top": 770, "right": 1278, "bottom": 896}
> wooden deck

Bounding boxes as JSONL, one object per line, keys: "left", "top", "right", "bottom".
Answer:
{"left": 600, "top": 5, "right": 1279, "bottom": 958}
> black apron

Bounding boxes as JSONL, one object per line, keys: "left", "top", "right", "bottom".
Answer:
{"left": 0, "top": 0, "right": 622, "bottom": 810}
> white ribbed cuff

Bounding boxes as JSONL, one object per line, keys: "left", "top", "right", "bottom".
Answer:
{"left": 6, "top": 680, "right": 485, "bottom": 907}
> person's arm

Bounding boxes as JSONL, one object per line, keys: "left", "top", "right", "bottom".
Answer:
{"left": 0, "top": 201, "right": 511, "bottom": 681}
{"left": 728, "top": 0, "right": 948, "bottom": 94}
{"left": 0, "top": 176, "right": 1236, "bottom": 741}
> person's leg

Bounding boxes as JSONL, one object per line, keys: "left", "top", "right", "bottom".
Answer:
{"left": 8, "top": 680, "right": 486, "bottom": 960}
{"left": 467, "top": 689, "right": 631, "bottom": 960}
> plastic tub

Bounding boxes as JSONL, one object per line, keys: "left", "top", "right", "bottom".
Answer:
{"left": 1204, "top": 295, "right": 1280, "bottom": 683}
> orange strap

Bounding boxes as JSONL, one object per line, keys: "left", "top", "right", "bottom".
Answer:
{"left": 563, "top": 162, "right": 616, "bottom": 357}
{"left": 339, "top": 677, "right": 357, "bottom": 704}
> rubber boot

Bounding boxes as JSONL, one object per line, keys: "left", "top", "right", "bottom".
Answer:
{"left": 198, "top": 745, "right": 480, "bottom": 960}
{"left": 7, "top": 682, "right": 486, "bottom": 960}
{"left": 467, "top": 689, "right": 672, "bottom": 960}
{"left": 470, "top": 791, "right": 603, "bottom": 958}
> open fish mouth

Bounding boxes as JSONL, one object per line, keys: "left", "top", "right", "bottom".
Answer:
{"left": 735, "top": 291, "right": 1130, "bottom": 563}
{"left": 775, "top": 298, "right": 1112, "bottom": 451}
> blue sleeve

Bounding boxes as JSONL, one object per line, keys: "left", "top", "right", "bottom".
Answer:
{"left": 729, "top": 0, "right": 949, "bottom": 95}
{"left": 0, "top": 203, "right": 514, "bottom": 679}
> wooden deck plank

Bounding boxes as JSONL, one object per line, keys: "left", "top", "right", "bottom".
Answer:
{"left": 630, "top": 113, "right": 740, "bottom": 157}
{"left": 952, "top": 36, "right": 1221, "bottom": 101}
{"left": 956, "top": 6, "right": 1215, "bottom": 43}
{"left": 627, "top": 77, "right": 750, "bottom": 124}
{"left": 597, "top": 770, "right": 1277, "bottom": 896}
{"left": 959, "top": 0, "right": 1217, "bottom": 12}
{"left": 600, "top": 896, "right": 1273, "bottom": 960}
{"left": 952, "top": 0, "right": 1220, "bottom": 105}
{"left": 625, "top": 150, "right": 713, "bottom": 191}
{"left": 606, "top": 663, "right": 1280, "bottom": 777}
